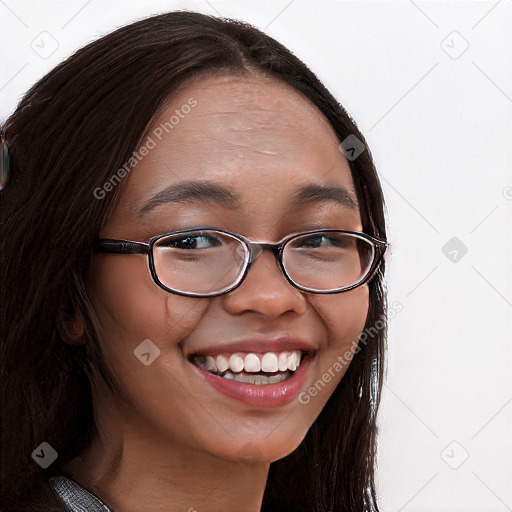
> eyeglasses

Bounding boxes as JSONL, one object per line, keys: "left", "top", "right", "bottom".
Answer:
{"left": 93, "top": 227, "right": 387, "bottom": 297}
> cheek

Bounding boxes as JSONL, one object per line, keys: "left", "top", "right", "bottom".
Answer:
{"left": 87, "top": 258, "right": 208, "bottom": 366}
{"left": 314, "top": 284, "right": 370, "bottom": 349}
{"left": 301, "top": 285, "right": 369, "bottom": 408}
{"left": 86, "top": 258, "right": 214, "bottom": 439}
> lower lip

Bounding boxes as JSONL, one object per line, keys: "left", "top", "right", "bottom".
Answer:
{"left": 191, "top": 355, "right": 313, "bottom": 408}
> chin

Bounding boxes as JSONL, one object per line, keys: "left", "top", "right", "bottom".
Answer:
{"left": 211, "top": 429, "right": 308, "bottom": 465}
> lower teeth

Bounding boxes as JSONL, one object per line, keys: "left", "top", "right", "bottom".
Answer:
{"left": 221, "top": 371, "right": 291, "bottom": 385}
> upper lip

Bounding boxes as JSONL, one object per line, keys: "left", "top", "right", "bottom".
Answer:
{"left": 187, "top": 336, "right": 318, "bottom": 357}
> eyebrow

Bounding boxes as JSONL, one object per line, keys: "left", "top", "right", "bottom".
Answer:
{"left": 291, "top": 183, "right": 358, "bottom": 210}
{"left": 137, "top": 181, "right": 240, "bottom": 217}
{"left": 137, "top": 180, "right": 358, "bottom": 218}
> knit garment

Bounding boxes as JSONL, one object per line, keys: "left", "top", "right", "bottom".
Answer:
{"left": 49, "top": 476, "right": 113, "bottom": 512}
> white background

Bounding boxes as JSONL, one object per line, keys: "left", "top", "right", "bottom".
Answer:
{"left": 1, "top": 1, "right": 511, "bottom": 510}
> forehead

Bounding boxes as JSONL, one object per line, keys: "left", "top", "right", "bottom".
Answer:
{"left": 117, "top": 73, "right": 359, "bottom": 226}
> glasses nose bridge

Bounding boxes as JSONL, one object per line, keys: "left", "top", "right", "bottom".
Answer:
{"left": 245, "top": 240, "right": 282, "bottom": 265}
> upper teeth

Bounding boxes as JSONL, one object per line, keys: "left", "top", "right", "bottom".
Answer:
{"left": 197, "top": 350, "right": 303, "bottom": 374}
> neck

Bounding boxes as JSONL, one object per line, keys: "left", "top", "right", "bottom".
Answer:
{"left": 63, "top": 383, "right": 269, "bottom": 512}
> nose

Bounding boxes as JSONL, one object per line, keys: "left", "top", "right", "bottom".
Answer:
{"left": 221, "top": 246, "right": 307, "bottom": 319}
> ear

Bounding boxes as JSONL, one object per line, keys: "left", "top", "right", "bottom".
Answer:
{"left": 59, "top": 312, "right": 86, "bottom": 346}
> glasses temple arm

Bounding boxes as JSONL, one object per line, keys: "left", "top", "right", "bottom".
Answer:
{"left": 93, "top": 239, "right": 148, "bottom": 254}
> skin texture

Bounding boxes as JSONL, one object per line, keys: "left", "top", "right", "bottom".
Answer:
{"left": 64, "top": 73, "right": 370, "bottom": 512}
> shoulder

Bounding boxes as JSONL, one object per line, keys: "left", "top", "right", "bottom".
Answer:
{"left": 3, "top": 476, "right": 112, "bottom": 512}
{"left": 1, "top": 479, "right": 70, "bottom": 512}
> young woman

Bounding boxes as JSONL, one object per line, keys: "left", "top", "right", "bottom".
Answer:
{"left": 0, "top": 11, "right": 387, "bottom": 512}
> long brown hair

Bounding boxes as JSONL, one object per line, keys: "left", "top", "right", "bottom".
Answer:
{"left": 0, "top": 11, "right": 386, "bottom": 511}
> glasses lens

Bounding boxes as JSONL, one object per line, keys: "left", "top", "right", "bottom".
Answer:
{"left": 283, "top": 231, "right": 375, "bottom": 291}
{"left": 152, "top": 230, "right": 247, "bottom": 295}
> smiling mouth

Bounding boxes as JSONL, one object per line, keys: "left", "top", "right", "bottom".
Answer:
{"left": 188, "top": 350, "right": 308, "bottom": 386}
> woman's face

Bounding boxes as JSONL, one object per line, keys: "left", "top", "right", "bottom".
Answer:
{"left": 88, "top": 74, "right": 369, "bottom": 464}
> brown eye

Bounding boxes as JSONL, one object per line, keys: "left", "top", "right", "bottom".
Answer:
{"left": 160, "top": 232, "right": 222, "bottom": 250}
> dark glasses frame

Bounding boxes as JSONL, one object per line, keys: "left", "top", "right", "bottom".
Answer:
{"left": 93, "top": 226, "right": 387, "bottom": 298}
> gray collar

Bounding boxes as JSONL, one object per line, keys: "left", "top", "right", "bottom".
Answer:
{"left": 49, "top": 476, "right": 113, "bottom": 512}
